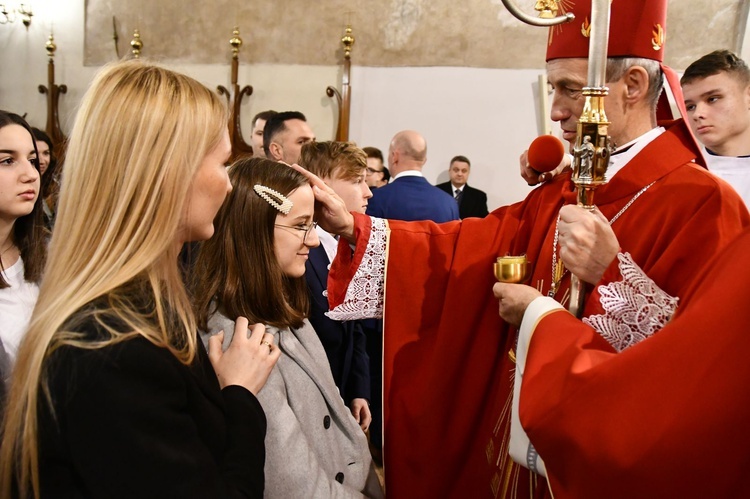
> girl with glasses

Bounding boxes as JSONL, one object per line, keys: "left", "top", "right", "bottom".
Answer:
{"left": 192, "top": 158, "right": 383, "bottom": 498}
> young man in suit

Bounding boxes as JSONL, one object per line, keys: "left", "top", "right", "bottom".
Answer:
{"left": 366, "top": 130, "right": 459, "bottom": 222}
{"left": 437, "top": 155, "right": 489, "bottom": 218}
{"left": 297, "top": 141, "right": 374, "bottom": 434}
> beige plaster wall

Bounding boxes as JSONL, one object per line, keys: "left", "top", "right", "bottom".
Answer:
{"left": 83, "top": 0, "right": 747, "bottom": 69}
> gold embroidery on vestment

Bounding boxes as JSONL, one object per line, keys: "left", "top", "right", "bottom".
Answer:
{"left": 652, "top": 23, "right": 664, "bottom": 50}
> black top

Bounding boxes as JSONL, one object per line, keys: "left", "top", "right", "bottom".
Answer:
{"left": 38, "top": 313, "right": 267, "bottom": 498}
{"left": 435, "top": 182, "right": 489, "bottom": 219}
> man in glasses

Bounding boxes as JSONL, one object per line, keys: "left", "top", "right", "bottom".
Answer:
{"left": 363, "top": 147, "right": 389, "bottom": 189}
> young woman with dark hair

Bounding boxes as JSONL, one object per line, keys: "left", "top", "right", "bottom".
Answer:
{"left": 30, "top": 127, "right": 60, "bottom": 230}
{"left": 193, "top": 157, "right": 383, "bottom": 498}
{"left": 0, "top": 111, "right": 46, "bottom": 397}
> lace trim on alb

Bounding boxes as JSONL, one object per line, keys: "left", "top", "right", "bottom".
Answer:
{"left": 325, "top": 217, "right": 388, "bottom": 321}
{"left": 583, "top": 252, "right": 678, "bottom": 352}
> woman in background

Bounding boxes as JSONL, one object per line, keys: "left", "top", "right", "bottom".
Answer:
{"left": 30, "top": 127, "right": 60, "bottom": 230}
{"left": 0, "top": 61, "right": 278, "bottom": 499}
{"left": 193, "top": 158, "right": 383, "bottom": 498}
{"left": 0, "top": 111, "right": 46, "bottom": 404}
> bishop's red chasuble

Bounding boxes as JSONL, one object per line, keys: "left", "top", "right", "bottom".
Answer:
{"left": 328, "top": 120, "right": 749, "bottom": 498}
{"left": 520, "top": 227, "right": 750, "bottom": 498}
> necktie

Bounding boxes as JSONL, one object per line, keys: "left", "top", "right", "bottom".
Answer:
{"left": 454, "top": 188, "right": 463, "bottom": 205}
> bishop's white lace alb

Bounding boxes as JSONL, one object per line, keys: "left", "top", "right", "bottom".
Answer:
{"left": 583, "top": 252, "right": 678, "bottom": 352}
{"left": 325, "top": 217, "right": 388, "bottom": 321}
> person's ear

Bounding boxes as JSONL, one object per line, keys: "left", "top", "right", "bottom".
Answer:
{"left": 269, "top": 142, "right": 283, "bottom": 161}
{"left": 622, "top": 66, "right": 649, "bottom": 105}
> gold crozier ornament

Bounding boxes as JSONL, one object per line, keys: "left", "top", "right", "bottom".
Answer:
{"left": 567, "top": 0, "right": 613, "bottom": 317}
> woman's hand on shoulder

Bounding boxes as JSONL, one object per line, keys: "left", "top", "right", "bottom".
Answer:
{"left": 208, "top": 317, "right": 280, "bottom": 395}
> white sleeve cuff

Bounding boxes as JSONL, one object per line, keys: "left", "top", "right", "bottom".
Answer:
{"left": 325, "top": 217, "right": 388, "bottom": 321}
{"left": 509, "top": 296, "right": 564, "bottom": 477}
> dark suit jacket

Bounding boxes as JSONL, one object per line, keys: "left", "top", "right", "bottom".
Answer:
{"left": 39, "top": 315, "right": 267, "bottom": 498}
{"left": 367, "top": 175, "right": 460, "bottom": 222}
{"left": 436, "top": 182, "right": 489, "bottom": 219}
{"left": 305, "top": 244, "right": 370, "bottom": 404}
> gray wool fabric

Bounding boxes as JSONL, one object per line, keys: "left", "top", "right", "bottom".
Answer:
{"left": 202, "top": 313, "right": 383, "bottom": 498}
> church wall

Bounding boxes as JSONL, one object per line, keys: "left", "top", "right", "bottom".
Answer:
{"left": 1, "top": 0, "right": 747, "bottom": 210}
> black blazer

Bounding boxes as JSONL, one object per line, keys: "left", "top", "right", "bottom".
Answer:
{"left": 436, "top": 182, "right": 489, "bottom": 219}
{"left": 38, "top": 316, "right": 267, "bottom": 498}
{"left": 305, "top": 244, "right": 371, "bottom": 404}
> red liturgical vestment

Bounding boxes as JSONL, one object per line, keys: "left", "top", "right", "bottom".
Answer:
{"left": 327, "top": 121, "right": 749, "bottom": 498}
{"left": 519, "top": 227, "right": 750, "bottom": 498}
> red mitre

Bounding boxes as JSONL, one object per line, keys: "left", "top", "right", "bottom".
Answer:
{"left": 545, "top": 0, "right": 667, "bottom": 62}
{"left": 543, "top": 0, "right": 707, "bottom": 167}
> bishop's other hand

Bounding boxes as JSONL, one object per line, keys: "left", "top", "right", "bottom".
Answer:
{"left": 557, "top": 205, "right": 619, "bottom": 285}
{"left": 493, "top": 282, "right": 542, "bottom": 327}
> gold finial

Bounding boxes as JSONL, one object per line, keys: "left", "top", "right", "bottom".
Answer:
{"left": 230, "top": 27, "right": 242, "bottom": 57}
{"left": 45, "top": 33, "right": 57, "bottom": 61}
{"left": 341, "top": 25, "right": 354, "bottom": 59}
{"left": 19, "top": 3, "right": 32, "bottom": 29}
{"left": 131, "top": 28, "right": 143, "bottom": 59}
{"left": 534, "top": 0, "right": 559, "bottom": 19}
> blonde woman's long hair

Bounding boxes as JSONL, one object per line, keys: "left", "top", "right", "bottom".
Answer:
{"left": 0, "top": 60, "right": 228, "bottom": 499}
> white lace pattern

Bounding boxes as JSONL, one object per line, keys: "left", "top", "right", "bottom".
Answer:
{"left": 583, "top": 252, "right": 678, "bottom": 352}
{"left": 325, "top": 217, "right": 388, "bottom": 321}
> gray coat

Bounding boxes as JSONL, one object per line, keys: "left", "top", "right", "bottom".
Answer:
{"left": 203, "top": 314, "right": 383, "bottom": 499}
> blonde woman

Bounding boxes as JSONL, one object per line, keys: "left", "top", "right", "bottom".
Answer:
{"left": 0, "top": 61, "right": 279, "bottom": 499}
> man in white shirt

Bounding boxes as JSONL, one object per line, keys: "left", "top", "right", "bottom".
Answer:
{"left": 682, "top": 50, "right": 750, "bottom": 206}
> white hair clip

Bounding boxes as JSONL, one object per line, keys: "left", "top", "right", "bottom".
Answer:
{"left": 253, "top": 184, "right": 293, "bottom": 215}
